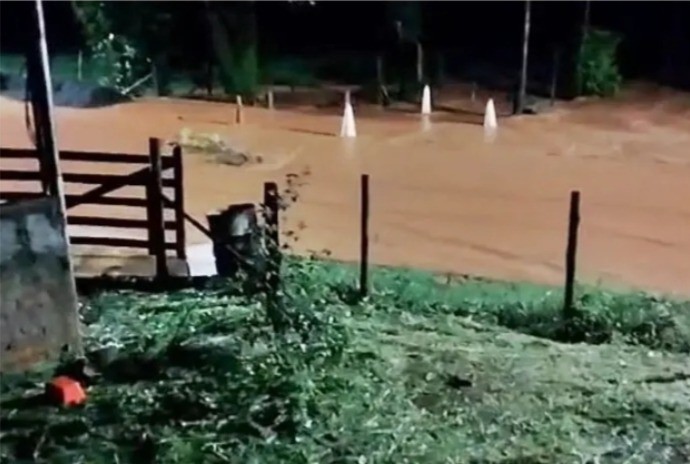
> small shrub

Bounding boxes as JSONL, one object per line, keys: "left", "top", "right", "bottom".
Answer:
{"left": 576, "top": 28, "right": 623, "bottom": 97}
{"left": 261, "top": 57, "right": 318, "bottom": 87}
{"left": 90, "top": 33, "right": 148, "bottom": 93}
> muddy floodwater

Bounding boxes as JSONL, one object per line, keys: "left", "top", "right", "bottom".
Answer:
{"left": 1, "top": 83, "right": 689, "bottom": 296}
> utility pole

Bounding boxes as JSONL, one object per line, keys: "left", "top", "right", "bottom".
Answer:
{"left": 515, "top": 0, "right": 531, "bottom": 115}
{"left": 25, "top": 0, "right": 81, "bottom": 358}
{"left": 27, "top": 0, "right": 68, "bottom": 216}
{"left": 28, "top": 0, "right": 79, "bottom": 293}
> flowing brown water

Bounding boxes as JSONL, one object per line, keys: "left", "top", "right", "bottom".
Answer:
{"left": 2, "top": 83, "right": 689, "bottom": 296}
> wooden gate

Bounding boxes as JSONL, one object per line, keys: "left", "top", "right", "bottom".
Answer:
{"left": 0, "top": 137, "right": 185, "bottom": 278}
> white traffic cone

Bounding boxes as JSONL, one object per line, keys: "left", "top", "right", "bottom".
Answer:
{"left": 340, "top": 91, "right": 357, "bottom": 138}
{"left": 483, "top": 98, "right": 498, "bottom": 141}
{"left": 421, "top": 84, "right": 432, "bottom": 115}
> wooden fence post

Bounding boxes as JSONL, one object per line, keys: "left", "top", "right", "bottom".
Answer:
{"left": 264, "top": 182, "right": 281, "bottom": 293}
{"left": 147, "top": 138, "right": 168, "bottom": 279}
{"left": 267, "top": 87, "right": 274, "bottom": 110}
{"left": 563, "top": 190, "right": 581, "bottom": 318}
{"left": 172, "top": 145, "right": 186, "bottom": 260}
{"left": 360, "top": 174, "right": 370, "bottom": 298}
{"left": 77, "top": 50, "right": 83, "bottom": 81}
{"left": 235, "top": 95, "right": 244, "bottom": 124}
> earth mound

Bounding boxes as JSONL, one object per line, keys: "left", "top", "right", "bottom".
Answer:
{"left": 0, "top": 72, "right": 130, "bottom": 108}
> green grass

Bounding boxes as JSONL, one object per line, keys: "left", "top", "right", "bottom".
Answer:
{"left": 1, "top": 258, "right": 689, "bottom": 463}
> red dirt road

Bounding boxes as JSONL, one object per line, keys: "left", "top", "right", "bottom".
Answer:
{"left": 1, "top": 83, "right": 689, "bottom": 296}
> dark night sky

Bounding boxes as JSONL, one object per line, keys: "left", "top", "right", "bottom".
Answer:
{"left": 1, "top": 1, "right": 688, "bottom": 85}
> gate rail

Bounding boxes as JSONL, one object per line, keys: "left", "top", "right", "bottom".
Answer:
{"left": 0, "top": 138, "right": 185, "bottom": 278}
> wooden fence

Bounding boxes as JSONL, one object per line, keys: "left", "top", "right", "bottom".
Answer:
{"left": 0, "top": 137, "right": 185, "bottom": 278}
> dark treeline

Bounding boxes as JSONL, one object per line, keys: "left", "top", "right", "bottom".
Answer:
{"left": 1, "top": 1, "right": 688, "bottom": 88}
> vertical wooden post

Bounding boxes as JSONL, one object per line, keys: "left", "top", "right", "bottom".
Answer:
{"left": 550, "top": 48, "right": 560, "bottom": 106}
{"left": 235, "top": 95, "right": 243, "bottom": 124}
{"left": 516, "top": 0, "right": 532, "bottom": 115}
{"left": 563, "top": 190, "right": 581, "bottom": 318}
{"left": 263, "top": 182, "right": 281, "bottom": 293}
{"left": 77, "top": 50, "right": 83, "bottom": 81}
{"left": 360, "top": 174, "right": 370, "bottom": 298}
{"left": 204, "top": 0, "right": 214, "bottom": 97}
{"left": 376, "top": 55, "right": 385, "bottom": 107}
{"left": 267, "top": 87, "right": 274, "bottom": 110}
{"left": 28, "top": 0, "right": 66, "bottom": 212}
{"left": 25, "top": 0, "right": 81, "bottom": 356}
{"left": 583, "top": 0, "right": 592, "bottom": 37}
{"left": 172, "top": 145, "right": 186, "bottom": 260}
{"left": 206, "top": 61, "right": 213, "bottom": 97}
{"left": 147, "top": 138, "right": 168, "bottom": 279}
{"left": 416, "top": 41, "right": 424, "bottom": 86}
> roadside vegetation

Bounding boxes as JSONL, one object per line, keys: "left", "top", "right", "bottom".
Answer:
{"left": 1, "top": 256, "right": 689, "bottom": 463}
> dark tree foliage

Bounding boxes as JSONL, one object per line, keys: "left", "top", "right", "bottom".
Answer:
{"left": 71, "top": 1, "right": 260, "bottom": 97}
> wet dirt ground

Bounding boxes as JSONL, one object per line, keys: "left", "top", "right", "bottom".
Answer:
{"left": 1, "top": 82, "right": 689, "bottom": 296}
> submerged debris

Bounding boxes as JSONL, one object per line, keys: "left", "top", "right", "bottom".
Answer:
{"left": 173, "top": 128, "right": 258, "bottom": 167}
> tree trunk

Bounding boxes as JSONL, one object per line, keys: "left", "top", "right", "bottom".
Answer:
{"left": 207, "top": 2, "right": 259, "bottom": 99}
{"left": 550, "top": 47, "right": 560, "bottom": 105}
{"left": 203, "top": 1, "right": 214, "bottom": 96}
{"left": 416, "top": 41, "right": 424, "bottom": 86}
{"left": 576, "top": 1, "right": 592, "bottom": 95}
{"left": 516, "top": 0, "right": 531, "bottom": 115}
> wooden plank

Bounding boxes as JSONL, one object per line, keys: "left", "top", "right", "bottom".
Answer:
{"left": 0, "top": 170, "right": 42, "bottom": 181}
{"left": 147, "top": 138, "right": 169, "bottom": 278}
{"left": 0, "top": 192, "right": 153, "bottom": 208}
{"left": 67, "top": 195, "right": 149, "bottom": 208}
{"left": 172, "top": 145, "right": 186, "bottom": 259}
{"left": 162, "top": 193, "right": 214, "bottom": 242}
{"left": 0, "top": 148, "right": 175, "bottom": 166}
{"left": 0, "top": 170, "right": 175, "bottom": 187}
{"left": 63, "top": 166, "right": 150, "bottom": 209}
{"left": 68, "top": 215, "right": 177, "bottom": 229}
{"left": 7, "top": 172, "right": 172, "bottom": 188}
{"left": 0, "top": 192, "right": 44, "bottom": 202}
{"left": 70, "top": 236, "right": 177, "bottom": 250}
{"left": 62, "top": 172, "right": 176, "bottom": 187}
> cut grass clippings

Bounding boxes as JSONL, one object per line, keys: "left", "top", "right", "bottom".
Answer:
{"left": 1, "top": 258, "right": 689, "bottom": 463}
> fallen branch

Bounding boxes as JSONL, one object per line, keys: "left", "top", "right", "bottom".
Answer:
{"left": 122, "top": 72, "right": 153, "bottom": 96}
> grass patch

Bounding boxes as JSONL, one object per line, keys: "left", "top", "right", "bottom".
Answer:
{"left": 1, "top": 259, "right": 689, "bottom": 463}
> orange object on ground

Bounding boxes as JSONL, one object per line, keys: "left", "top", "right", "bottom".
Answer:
{"left": 45, "top": 376, "right": 87, "bottom": 406}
